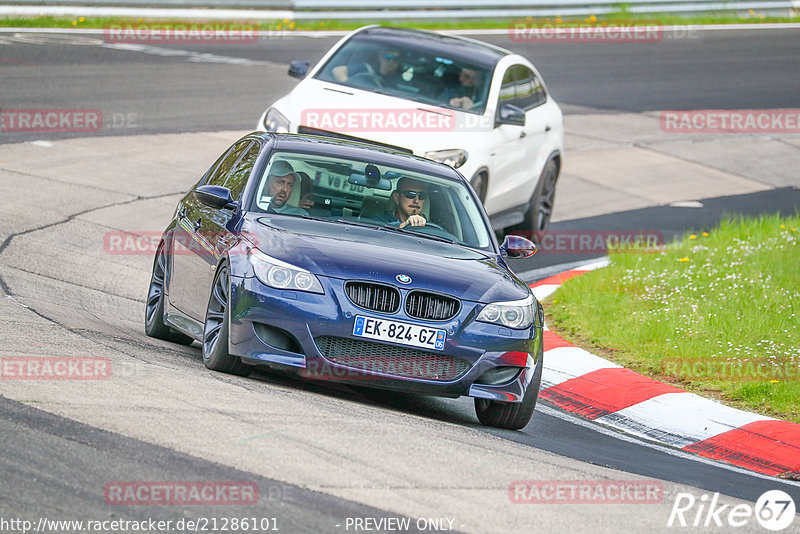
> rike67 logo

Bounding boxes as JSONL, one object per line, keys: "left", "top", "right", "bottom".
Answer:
{"left": 668, "top": 490, "right": 795, "bottom": 531}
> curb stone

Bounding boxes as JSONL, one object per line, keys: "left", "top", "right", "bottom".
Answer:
{"left": 531, "top": 260, "right": 800, "bottom": 479}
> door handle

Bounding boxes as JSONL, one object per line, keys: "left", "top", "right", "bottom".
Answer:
{"left": 545, "top": 125, "right": 552, "bottom": 132}
{"left": 520, "top": 131, "right": 527, "bottom": 138}
{"left": 194, "top": 218, "right": 202, "bottom": 231}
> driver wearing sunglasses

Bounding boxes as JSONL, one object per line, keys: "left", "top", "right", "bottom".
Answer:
{"left": 332, "top": 49, "right": 403, "bottom": 86}
{"left": 369, "top": 177, "right": 429, "bottom": 228}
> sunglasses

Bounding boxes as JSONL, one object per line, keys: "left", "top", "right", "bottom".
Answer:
{"left": 382, "top": 53, "right": 400, "bottom": 61}
{"left": 400, "top": 190, "right": 427, "bottom": 200}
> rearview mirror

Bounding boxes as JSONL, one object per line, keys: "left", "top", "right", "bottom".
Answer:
{"left": 194, "top": 185, "right": 236, "bottom": 210}
{"left": 348, "top": 173, "right": 392, "bottom": 191}
{"left": 496, "top": 103, "right": 526, "bottom": 127}
{"left": 288, "top": 60, "right": 310, "bottom": 79}
{"left": 500, "top": 234, "right": 537, "bottom": 258}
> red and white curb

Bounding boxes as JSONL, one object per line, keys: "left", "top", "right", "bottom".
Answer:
{"left": 531, "top": 259, "right": 800, "bottom": 479}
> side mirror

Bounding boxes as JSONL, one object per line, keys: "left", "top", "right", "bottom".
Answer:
{"left": 495, "top": 103, "right": 526, "bottom": 127}
{"left": 500, "top": 234, "right": 537, "bottom": 258}
{"left": 288, "top": 60, "right": 310, "bottom": 79}
{"left": 194, "top": 185, "right": 236, "bottom": 210}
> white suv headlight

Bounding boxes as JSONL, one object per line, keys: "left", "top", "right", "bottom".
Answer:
{"left": 264, "top": 107, "right": 290, "bottom": 133}
{"left": 248, "top": 248, "right": 323, "bottom": 293}
{"left": 424, "top": 149, "right": 468, "bottom": 169}
{"left": 476, "top": 294, "right": 536, "bottom": 329}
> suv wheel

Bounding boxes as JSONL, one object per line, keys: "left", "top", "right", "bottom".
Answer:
{"left": 507, "top": 160, "right": 559, "bottom": 241}
{"left": 470, "top": 171, "right": 488, "bottom": 204}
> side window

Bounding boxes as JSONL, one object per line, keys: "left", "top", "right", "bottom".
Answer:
{"left": 498, "top": 67, "right": 518, "bottom": 107}
{"left": 224, "top": 141, "right": 260, "bottom": 201}
{"left": 514, "top": 66, "right": 547, "bottom": 110}
{"left": 204, "top": 141, "right": 251, "bottom": 186}
{"left": 196, "top": 151, "right": 228, "bottom": 188}
{"left": 497, "top": 65, "right": 547, "bottom": 111}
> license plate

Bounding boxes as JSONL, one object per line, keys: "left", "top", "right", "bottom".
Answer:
{"left": 352, "top": 315, "right": 446, "bottom": 351}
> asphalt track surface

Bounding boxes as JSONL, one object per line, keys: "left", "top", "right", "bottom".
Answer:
{"left": 1, "top": 28, "right": 799, "bottom": 144}
{"left": 1, "top": 28, "right": 800, "bottom": 532}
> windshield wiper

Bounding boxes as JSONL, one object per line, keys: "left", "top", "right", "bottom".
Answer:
{"left": 380, "top": 224, "right": 458, "bottom": 245}
{"left": 298, "top": 214, "right": 376, "bottom": 227}
{"left": 300, "top": 214, "right": 334, "bottom": 223}
{"left": 335, "top": 218, "right": 384, "bottom": 229}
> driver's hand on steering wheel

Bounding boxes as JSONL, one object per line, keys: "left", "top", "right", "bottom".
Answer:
{"left": 450, "top": 96, "right": 474, "bottom": 109}
{"left": 399, "top": 214, "right": 426, "bottom": 228}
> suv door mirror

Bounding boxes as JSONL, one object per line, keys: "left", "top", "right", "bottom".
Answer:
{"left": 500, "top": 234, "right": 537, "bottom": 258}
{"left": 288, "top": 60, "right": 310, "bottom": 79}
{"left": 496, "top": 103, "right": 526, "bottom": 127}
{"left": 194, "top": 185, "right": 236, "bottom": 210}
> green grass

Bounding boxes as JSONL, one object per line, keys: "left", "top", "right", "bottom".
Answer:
{"left": 1, "top": 12, "right": 799, "bottom": 31}
{"left": 545, "top": 213, "right": 800, "bottom": 423}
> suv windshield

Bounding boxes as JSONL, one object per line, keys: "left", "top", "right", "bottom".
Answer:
{"left": 314, "top": 34, "right": 494, "bottom": 115}
{"left": 248, "top": 150, "right": 493, "bottom": 251}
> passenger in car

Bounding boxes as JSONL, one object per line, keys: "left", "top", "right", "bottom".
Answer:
{"left": 332, "top": 49, "right": 403, "bottom": 87}
{"left": 260, "top": 160, "right": 309, "bottom": 216}
{"left": 369, "top": 177, "right": 428, "bottom": 228}
{"left": 439, "top": 67, "right": 483, "bottom": 110}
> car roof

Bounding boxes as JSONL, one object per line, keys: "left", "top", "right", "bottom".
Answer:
{"left": 262, "top": 132, "right": 465, "bottom": 181}
{"left": 350, "top": 26, "right": 511, "bottom": 70}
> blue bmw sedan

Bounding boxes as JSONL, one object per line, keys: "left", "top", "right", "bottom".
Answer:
{"left": 146, "top": 132, "right": 544, "bottom": 429}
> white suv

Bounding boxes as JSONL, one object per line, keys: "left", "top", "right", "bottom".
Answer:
{"left": 257, "top": 26, "right": 564, "bottom": 236}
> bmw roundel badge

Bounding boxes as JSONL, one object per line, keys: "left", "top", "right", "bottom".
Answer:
{"left": 396, "top": 274, "right": 412, "bottom": 284}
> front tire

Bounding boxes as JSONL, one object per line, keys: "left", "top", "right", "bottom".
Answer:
{"left": 470, "top": 171, "right": 488, "bottom": 204}
{"left": 202, "top": 264, "right": 249, "bottom": 376}
{"left": 507, "top": 159, "right": 559, "bottom": 240}
{"left": 144, "top": 244, "right": 194, "bottom": 345}
{"left": 474, "top": 355, "right": 542, "bottom": 430}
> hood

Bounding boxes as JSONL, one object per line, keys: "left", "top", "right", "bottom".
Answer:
{"left": 280, "top": 78, "right": 491, "bottom": 155}
{"left": 242, "top": 214, "right": 528, "bottom": 304}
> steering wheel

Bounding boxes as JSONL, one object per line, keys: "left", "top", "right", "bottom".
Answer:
{"left": 348, "top": 71, "right": 385, "bottom": 89}
{"left": 418, "top": 221, "right": 445, "bottom": 231}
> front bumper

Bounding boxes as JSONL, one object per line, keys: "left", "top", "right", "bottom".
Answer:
{"left": 228, "top": 273, "right": 542, "bottom": 401}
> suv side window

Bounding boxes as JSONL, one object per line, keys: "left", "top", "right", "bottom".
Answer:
{"left": 224, "top": 141, "right": 260, "bottom": 201}
{"left": 498, "top": 67, "right": 519, "bottom": 108}
{"left": 497, "top": 65, "right": 547, "bottom": 111}
{"left": 204, "top": 140, "right": 252, "bottom": 187}
{"left": 514, "top": 66, "right": 547, "bottom": 110}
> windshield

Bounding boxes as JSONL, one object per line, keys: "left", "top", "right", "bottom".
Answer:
{"left": 248, "top": 150, "right": 493, "bottom": 251}
{"left": 314, "top": 34, "right": 493, "bottom": 115}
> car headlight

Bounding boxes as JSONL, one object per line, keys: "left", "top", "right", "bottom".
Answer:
{"left": 248, "top": 248, "right": 323, "bottom": 293}
{"left": 263, "top": 107, "right": 290, "bottom": 133}
{"left": 424, "top": 149, "right": 468, "bottom": 169}
{"left": 476, "top": 294, "right": 537, "bottom": 329}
